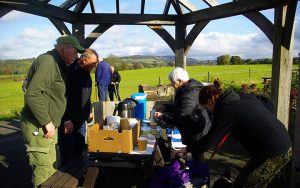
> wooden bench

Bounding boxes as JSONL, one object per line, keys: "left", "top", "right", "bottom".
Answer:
{"left": 40, "top": 156, "right": 93, "bottom": 188}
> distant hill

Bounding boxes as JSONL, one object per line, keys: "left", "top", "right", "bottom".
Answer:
{"left": 121, "top": 55, "right": 216, "bottom": 65}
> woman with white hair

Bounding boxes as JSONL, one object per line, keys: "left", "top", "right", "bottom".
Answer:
{"left": 154, "top": 67, "right": 210, "bottom": 162}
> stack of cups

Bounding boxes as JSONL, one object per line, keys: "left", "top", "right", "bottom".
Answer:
{"left": 137, "top": 136, "right": 148, "bottom": 151}
{"left": 106, "top": 116, "right": 121, "bottom": 130}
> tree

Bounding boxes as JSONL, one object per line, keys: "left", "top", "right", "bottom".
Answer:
{"left": 230, "top": 56, "right": 244, "bottom": 65}
{"left": 217, "top": 54, "right": 230, "bottom": 65}
{"left": 168, "top": 61, "right": 175, "bottom": 67}
{"left": 244, "top": 59, "right": 253, "bottom": 64}
{"left": 133, "top": 63, "right": 144, "bottom": 69}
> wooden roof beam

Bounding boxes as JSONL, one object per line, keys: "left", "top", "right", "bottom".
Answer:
{"left": 141, "top": 0, "right": 145, "bottom": 14}
{"left": 89, "top": 0, "right": 95, "bottom": 14}
{"left": 163, "top": 0, "right": 172, "bottom": 15}
{"left": 204, "top": 0, "right": 274, "bottom": 43}
{"left": 0, "top": 6, "right": 11, "bottom": 18}
{"left": 60, "top": 0, "right": 81, "bottom": 10}
{"left": 0, "top": 0, "right": 78, "bottom": 22}
{"left": 116, "top": 0, "right": 120, "bottom": 14}
{"left": 148, "top": 25, "right": 175, "bottom": 52}
{"left": 282, "top": 0, "right": 298, "bottom": 49}
{"left": 203, "top": 0, "right": 218, "bottom": 7}
{"left": 49, "top": 18, "right": 71, "bottom": 35}
{"left": 77, "top": 13, "right": 177, "bottom": 25}
{"left": 74, "top": 0, "right": 89, "bottom": 13}
{"left": 179, "top": 0, "right": 283, "bottom": 24}
{"left": 178, "top": 0, "right": 197, "bottom": 12}
{"left": 85, "top": 24, "right": 113, "bottom": 47}
{"left": 171, "top": 0, "right": 183, "bottom": 15}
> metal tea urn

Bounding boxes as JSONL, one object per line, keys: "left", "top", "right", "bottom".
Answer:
{"left": 113, "top": 98, "right": 138, "bottom": 118}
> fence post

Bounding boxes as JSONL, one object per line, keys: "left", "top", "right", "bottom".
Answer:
{"left": 249, "top": 68, "right": 251, "bottom": 82}
{"left": 159, "top": 77, "right": 161, "bottom": 86}
{"left": 208, "top": 71, "right": 210, "bottom": 82}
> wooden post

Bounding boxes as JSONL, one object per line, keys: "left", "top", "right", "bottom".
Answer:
{"left": 72, "top": 22, "right": 85, "bottom": 48}
{"left": 175, "top": 24, "right": 186, "bottom": 69}
{"left": 270, "top": 2, "right": 294, "bottom": 128}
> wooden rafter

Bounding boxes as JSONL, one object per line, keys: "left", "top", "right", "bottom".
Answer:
{"left": 282, "top": 0, "right": 298, "bottom": 49}
{"left": 141, "top": 0, "right": 145, "bottom": 14}
{"left": 0, "top": 0, "right": 78, "bottom": 22}
{"left": 0, "top": 6, "right": 11, "bottom": 18}
{"left": 49, "top": 18, "right": 71, "bottom": 35}
{"left": 60, "top": 0, "right": 81, "bottom": 9}
{"left": 184, "top": 21, "right": 209, "bottom": 53}
{"left": 203, "top": 0, "right": 218, "bottom": 7}
{"left": 179, "top": 0, "right": 283, "bottom": 24}
{"left": 116, "top": 0, "right": 119, "bottom": 14}
{"left": 74, "top": 0, "right": 89, "bottom": 13}
{"left": 89, "top": 0, "right": 95, "bottom": 14}
{"left": 178, "top": 0, "right": 197, "bottom": 12}
{"left": 85, "top": 24, "right": 113, "bottom": 47}
{"left": 163, "top": 0, "right": 172, "bottom": 15}
{"left": 204, "top": 0, "right": 274, "bottom": 43}
{"left": 243, "top": 12, "right": 274, "bottom": 43}
{"left": 171, "top": 0, "right": 183, "bottom": 15}
{"left": 148, "top": 25, "right": 175, "bottom": 52}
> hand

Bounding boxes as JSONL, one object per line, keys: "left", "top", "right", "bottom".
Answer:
{"left": 87, "top": 113, "right": 93, "bottom": 123}
{"left": 64, "top": 120, "right": 74, "bottom": 134}
{"left": 43, "top": 122, "right": 55, "bottom": 139}
{"left": 153, "top": 112, "right": 163, "bottom": 119}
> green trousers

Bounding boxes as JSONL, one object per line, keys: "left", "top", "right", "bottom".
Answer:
{"left": 21, "top": 118, "right": 58, "bottom": 188}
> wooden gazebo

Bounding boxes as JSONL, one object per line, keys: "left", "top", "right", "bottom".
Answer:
{"left": 0, "top": 0, "right": 299, "bottom": 186}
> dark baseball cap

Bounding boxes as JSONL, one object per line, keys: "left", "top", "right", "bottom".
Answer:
{"left": 56, "top": 35, "right": 85, "bottom": 53}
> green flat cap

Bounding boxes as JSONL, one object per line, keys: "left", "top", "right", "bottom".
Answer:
{"left": 56, "top": 35, "right": 85, "bottom": 53}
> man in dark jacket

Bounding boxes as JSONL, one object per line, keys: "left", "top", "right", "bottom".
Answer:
{"left": 108, "top": 65, "right": 121, "bottom": 101}
{"left": 153, "top": 67, "right": 211, "bottom": 161}
{"left": 58, "top": 49, "right": 98, "bottom": 166}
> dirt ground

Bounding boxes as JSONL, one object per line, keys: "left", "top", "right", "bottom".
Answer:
{"left": 0, "top": 120, "right": 289, "bottom": 188}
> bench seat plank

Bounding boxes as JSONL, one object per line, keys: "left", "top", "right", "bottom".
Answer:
{"left": 40, "top": 156, "right": 89, "bottom": 188}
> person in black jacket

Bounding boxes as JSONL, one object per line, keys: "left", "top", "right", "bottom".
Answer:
{"left": 197, "top": 79, "right": 292, "bottom": 188}
{"left": 108, "top": 66, "right": 121, "bottom": 101}
{"left": 153, "top": 67, "right": 211, "bottom": 161}
{"left": 58, "top": 49, "right": 98, "bottom": 166}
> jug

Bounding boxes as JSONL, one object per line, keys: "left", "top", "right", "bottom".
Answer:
{"left": 113, "top": 98, "right": 138, "bottom": 118}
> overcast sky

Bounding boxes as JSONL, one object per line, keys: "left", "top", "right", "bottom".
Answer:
{"left": 0, "top": 0, "right": 299, "bottom": 60}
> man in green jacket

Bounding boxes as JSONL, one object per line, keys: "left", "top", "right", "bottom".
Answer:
{"left": 20, "top": 35, "right": 85, "bottom": 187}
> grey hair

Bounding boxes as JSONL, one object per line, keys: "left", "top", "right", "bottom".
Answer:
{"left": 168, "top": 67, "right": 189, "bottom": 82}
{"left": 80, "top": 49, "right": 98, "bottom": 60}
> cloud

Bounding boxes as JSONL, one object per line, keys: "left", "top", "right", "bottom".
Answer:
{"left": 0, "top": 24, "right": 299, "bottom": 60}
{"left": 189, "top": 32, "right": 273, "bottom": 60}
{"left": 0, "top": 28, "right": 57, "bottom": 59}
{"left": 0, "top": 10, "right": 31, "bottom": 22}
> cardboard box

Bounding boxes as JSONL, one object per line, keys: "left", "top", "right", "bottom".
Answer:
{"left": 88, "top": 124, "right": 133, "bottom": 153}
{"left": 120, "top": 118, "right": 140, "bottom": 146}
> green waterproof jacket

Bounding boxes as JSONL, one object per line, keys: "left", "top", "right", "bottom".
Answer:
{"left": 21, "top": 49, "right": 67, "bottom": 128}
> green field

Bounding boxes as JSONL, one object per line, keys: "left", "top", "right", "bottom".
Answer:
{"left": 0, "top": 64, "right": 277, "bottom": 118}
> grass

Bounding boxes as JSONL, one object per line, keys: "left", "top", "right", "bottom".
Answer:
{"left": 0, "top": 64, "right": 294, "bottom": 118}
